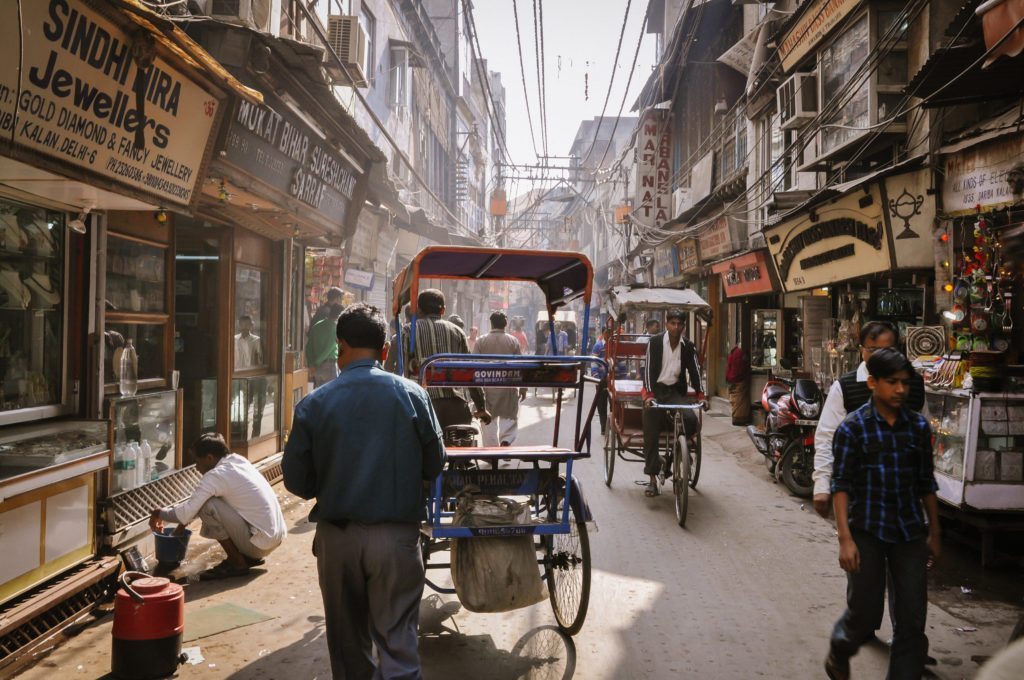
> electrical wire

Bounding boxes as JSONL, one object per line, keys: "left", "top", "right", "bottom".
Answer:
{"left": 511, "top": 0, "right": 541, "bottom": 159}
{"left": 579, "top": 0, "right": 634, "bottom": 165}
{"left": 538, "top": 0, "right": 551, "bottom": 159}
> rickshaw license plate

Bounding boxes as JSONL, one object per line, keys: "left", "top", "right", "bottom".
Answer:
{"left": 443, "top": 468, "right": 557, "bottom": 496}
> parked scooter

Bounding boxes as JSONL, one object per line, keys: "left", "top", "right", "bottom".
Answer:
{"left": 745, "top": 358, "right": 823, "bottom": 497}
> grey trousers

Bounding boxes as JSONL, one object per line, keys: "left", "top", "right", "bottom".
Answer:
{"left": 313, "top": 520, "right": 425, "bottom": 680}
{"left": 198, "top": 497, "right": 274, "bottom": 560}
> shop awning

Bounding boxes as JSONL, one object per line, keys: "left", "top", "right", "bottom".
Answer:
{"left": 111, "top": 0, "right": 262, "bottom": 104}
{"left": 977, "top": 0, "right": 1024, "bottom": 66}
{"left": 939, "top": 106, "right": 1024, "bottom": 154}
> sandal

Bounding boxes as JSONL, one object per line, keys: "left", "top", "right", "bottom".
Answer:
{"left": 644, "top": 482, "right": 659, "bottom": 497}
{"left": 199, "top": 563, "right": 250, "bottom": 581}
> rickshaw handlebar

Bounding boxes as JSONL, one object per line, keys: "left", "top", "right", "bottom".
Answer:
{"left": 647, "top": 400, "right": 709, "bottom": 411}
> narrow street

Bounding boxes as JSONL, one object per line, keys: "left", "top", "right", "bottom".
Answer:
{"left": 12, "top": 385, "right": 1022, "bottom": 679}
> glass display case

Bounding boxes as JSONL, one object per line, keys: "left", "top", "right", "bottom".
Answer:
{"left": 751, "top": 309, "right": 782, "bottom": 370}
{"left": 230, "top": 375, "right": 278, "bottom": 443}
{"left": 924, "top": 388, "right": 1024, "bottom": 511}
{"left": 0, "top": 420, "right": 108, "bottom": 483}
{"left": 0, "top": 198, "right": 66, "bottom": 419}
{"left": 106, "top": 390, "right": 182, "bottom": 494}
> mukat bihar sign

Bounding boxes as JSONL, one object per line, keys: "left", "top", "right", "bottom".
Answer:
{"left": 0, "top": 0, "right": 223, "bottom": 207}
{"left": 633, "top": 108, "right": 672, "bottom": 229}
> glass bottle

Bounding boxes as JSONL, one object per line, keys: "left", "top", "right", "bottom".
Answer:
{"left": 119, "top": 339, "right": 138, "bottom": 396}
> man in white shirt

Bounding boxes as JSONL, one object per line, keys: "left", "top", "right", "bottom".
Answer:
{"left": 812, "top": 321, "right": 926, "bottom": 517}
{"left": 640, "top": 309, "right": 705, "bottom": 497}
{"left": 150, "top": 433, "right": 286, "bottom": 580}
{"left": 234, "top": 315, "right": 262, "bottom": 369}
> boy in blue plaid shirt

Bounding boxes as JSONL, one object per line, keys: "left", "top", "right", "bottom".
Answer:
{"left": 825, "top": 348, "right": 941, "bottom": 680}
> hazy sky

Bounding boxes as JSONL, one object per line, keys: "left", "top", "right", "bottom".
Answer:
{"left": 472, "top": 0, "right": 656, "bottom": 172}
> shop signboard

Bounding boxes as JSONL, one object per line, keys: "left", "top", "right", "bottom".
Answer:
{"left": 653, "top": 243, "right": 678, "bottom": 284}
{"left": 942, "top": 134, "right": 1024, "bottom": 215}
{"left": 675, "top": 237, "right": 700, "bottom": 273}
{"left": 344, "top": 268, "right": 374, "bottom": 290}
{"left": 778, "top": 0, "right": 861, "bottom": 72}
{"left": 698, "top": 215, "right": 735, "bottom": 262}
{"left": 633, "top": 108, "right": 673, "bottom": 229}
{"left": 765, "top": 185, "right": 891, "bottom": 291}
{"left": 0, "top": 0, "right": 222, "bottom": 207}
{"left": 711, "top": 250, "right": 777, "bottom": 298}
{"left": 882, "top": 168, "right": 936, "bottom": 269}
{"left": 222, "top": 93, "right": 361, "bottom": 228}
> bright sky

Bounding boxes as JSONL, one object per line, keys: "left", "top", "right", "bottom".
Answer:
{"left": 472, "top": 0, "right": 656, "bottom": 172}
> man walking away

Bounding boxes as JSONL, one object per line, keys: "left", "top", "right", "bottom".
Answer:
{"left": 306, "top": 303, "right": 343, "bottom": 388}
{"left": 474, "top": 311, "right": 527, "bottom": 446}
{"left": 310, "top": 286, "right": 344, "bottom": 325}
{"left": 725, "top": 344, "right": 751, "bottom": 426}
{"left": 410, "top": 289, "right": 491, "bottom": 430}
{"left": 825, "top": 348, "right": 940, "bottom": 680}
{"left": 149, "top": 433, "right": 286, "bottom": 580}
{"left": 284, "top": 304, "right": 446, "bottom": 680}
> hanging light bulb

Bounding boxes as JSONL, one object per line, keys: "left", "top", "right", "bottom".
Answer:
{"left": 943, "top": 283, "right": 954, "bottom": 292}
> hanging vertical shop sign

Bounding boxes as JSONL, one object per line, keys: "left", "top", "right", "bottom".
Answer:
{"left": 0, "top": 0, "right": 223, "bottom": 207}
{"left": 942, "top": 133, "right": 1024, "bottom": 215}
{"left": 633, "top": 108, "right": 673, "bottom": 229}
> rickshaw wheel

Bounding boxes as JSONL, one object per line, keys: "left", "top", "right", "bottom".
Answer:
{"left": 603, "top": 430, "right": 616, "bottom": 487}
{"left": 544, "top": 491, "right": 591, "bottom": 635}
{"left": 689, "top": 436, "right": 702, "bottom": 489}
{"left": 673, "top": 435, "right": 691, "bottom": 528}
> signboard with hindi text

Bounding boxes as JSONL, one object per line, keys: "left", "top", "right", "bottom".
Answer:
{"left": 0, "top": 0, "right": 222, "bottom": 207}
{"left": 633, "top": 108, "right": 673, "bottom": 229}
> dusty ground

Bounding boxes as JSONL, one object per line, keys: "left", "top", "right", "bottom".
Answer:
{"left": 11, "top": 385, "right": 1023, "bottom": 679}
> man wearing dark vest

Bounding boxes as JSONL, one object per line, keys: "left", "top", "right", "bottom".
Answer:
{"left": 813, "top": 321, "right": 925, "bottom": 518}
{"left": 640, "top": 309, "right": 705, "bottom": 497}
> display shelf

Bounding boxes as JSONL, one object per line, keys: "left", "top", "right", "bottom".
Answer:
{"left": 105, "top": 390, "right": 182, "bottom": 494}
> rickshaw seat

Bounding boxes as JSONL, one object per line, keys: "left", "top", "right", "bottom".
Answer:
{"left": 445, "top": 445, "right": 580, "bottom": 462}
{"left": 612, "top": 379, "right": 644, "bottom": 395}
{"left": 609, "top": 340, "right": 648, "bottom": 358}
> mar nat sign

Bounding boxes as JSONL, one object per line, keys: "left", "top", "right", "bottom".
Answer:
{"left": 222, "top": 96, "right": 360, "bottom": 227}
{"left": 0, "top": 0, "right": 221, "bottom": 207}
{"left": 633, "top": 109, "right": 672, "bottom": 229}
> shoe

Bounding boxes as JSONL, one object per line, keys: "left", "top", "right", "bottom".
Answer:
{"left": 500, "top": 441, "right": 512, "bottom": 447}
{"left": 244, "top": 556, "right": 265, "bottom": 567}
{"left": 643, "top": 482, "right": 659, "bottom": 497}
{"left": 824, "top": 652, "right": 849, "bottom": 680}
{"left": 199, "top": 563, "right": 250, "bottom": 581}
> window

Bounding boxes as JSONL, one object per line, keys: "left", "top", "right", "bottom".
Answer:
{"left": 819, "top": 15, "right": 870, "bottom": 155}
{"left": 359, "top": 5, "right": 376, "bottom": 86}
{"left": 234, "top": 266, "right": 268, "bottom": 372}
{"left": 388, "top": 46, "right": 410, "bottom": 112}
{"left": 0, "top": 199, "right": 65, "bottom": 416}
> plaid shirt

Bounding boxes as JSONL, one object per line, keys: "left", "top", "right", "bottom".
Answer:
{"left": 831, "top": 400, "right": 938, "bottom": 543}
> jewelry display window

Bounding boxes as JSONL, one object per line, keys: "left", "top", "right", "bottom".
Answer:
{"left": 0, "top": 198, "right": 65, "bottom": 415}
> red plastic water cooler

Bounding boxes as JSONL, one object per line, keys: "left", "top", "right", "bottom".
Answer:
{"left": 111, "top": 571, "right": 185, "bottom": 679}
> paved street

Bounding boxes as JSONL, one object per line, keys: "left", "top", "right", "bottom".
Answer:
{"left": 13, "top": 385, "right": 1023, "bottom": 679}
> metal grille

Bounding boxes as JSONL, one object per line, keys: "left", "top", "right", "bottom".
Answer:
{"left": 259, "top": 457, "right": 283, "bottom": 486}
{"left": 0, "top": 561, "right": 118, "bottom": 668}
{"left": 106, "top": 466, "right": 203, "bottom": 533}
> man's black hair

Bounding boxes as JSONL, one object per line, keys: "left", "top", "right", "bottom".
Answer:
{"left": 665, "top": 310, "right": 685, "bottom": 322}
{"left": 448, "top": 314, "right": 465, "bottom": 330}
{"left": 327, "top": 303, "right": 344, "bottom": 319}
{"left": 336, "top": 303, "right": 386, "bottom": 349}
{"left": 418, "top": 288, "right": 446, "bottom": 315}
{"left": 867, "top": 347, "right": 913, "bottom": 379}
{"left": 489, "top": 310, "right": 508, "bottom": 329}
{"left": 239, "top": 315, "right": 253, "bottom": 324}
{"left": 194, "top": 432, "right": 230, "bottom": 459}
{"left": 860, "top": 320, "right": 898, "bottom": 345}
{"left": 326, "top": 286, "right": 344, "bottom": 302}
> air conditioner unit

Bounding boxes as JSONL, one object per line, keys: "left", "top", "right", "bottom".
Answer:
{"left": 210, "top": 0, "right": 272, "bottom": 32}
{"left": 777, "top": 72, "right": 817, "bottom": 130}
{"left": 325, "top": 16, "right": 368, "bottom": 87}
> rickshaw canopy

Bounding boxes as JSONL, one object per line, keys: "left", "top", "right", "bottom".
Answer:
{"left": 393, "top": 246, "right": 594, "bottom": 315}
{"left": 603, "top": 285, "right": 710, "bottom": 317}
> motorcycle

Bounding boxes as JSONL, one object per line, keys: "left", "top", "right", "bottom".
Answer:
{"left": 745, "top": 358, "right": 823, "bottom": 498}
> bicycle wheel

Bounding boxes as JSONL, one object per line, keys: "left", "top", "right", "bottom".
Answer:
{"left": 689, "top": 435, "right": 702, "bottom": 489}
{"left": 603, "top": 430, "right": 616, "bottom": 487}
{"left": 673, "top": 434, "right": 691, "bottom": 528}
{"left": 545, "top": 490, "right": 591, "bottom": 635}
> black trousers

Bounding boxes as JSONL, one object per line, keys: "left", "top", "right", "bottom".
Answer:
{"left": 641, "top": 383, "right": 696, "bottom": 476}
{"left": 431, "top": 397, "right": 473, "bottom": 432}
{"left": 830, "top": 529, "right": 929, "bottom": 680}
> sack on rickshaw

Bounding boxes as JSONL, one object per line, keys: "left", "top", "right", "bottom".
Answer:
{"left": 450, "top": 492, "right": 547, "bottom": 613}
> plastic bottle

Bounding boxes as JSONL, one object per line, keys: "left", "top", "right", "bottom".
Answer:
{"left": 124, "top": 441, "right": 138, "bottom": 490}
{"left": 140, "top": 439, "right": 155, "bottom": 482}
{"left": 112, "top": 444, "right": 125, "bottom": 492}
{"left": 119, "top": 339, "right": 138, "bottom": 396}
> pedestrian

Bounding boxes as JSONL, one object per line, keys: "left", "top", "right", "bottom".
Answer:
{"left": 310, "top": 286, "right": 345, "bottom": 326}
{"left": 468, "top": 325, "right": 480, "bottom": 348}
{"left": 645, "top": 318, "right": 662, "bottom": 336}
{"left": 725, "top": 343, "right": 751, "bottom": 426}
{"left": 510, "top": 317, "right": 529, "bottom": 353}
{"left": 149, "top": 433, "right": 286, "bottom": 580}
{"left": 473, "top": 311, "right": 527, "bottom": 446}
{"left": 409, "top": 289, "right": 491, "bottom": 430}
{"left": 825, "top": 347, "right": 940, "bottom": 680}
{"left": 283, "top": 303, "right": 446, "bottom": 680}
{"left": 591, "top": 328, "right": 609, "bottom": 435}
{"left": 813, "top": 321, "right": 926, "bottom": 518}
{"left": 305, "top": 303, "right": 343, "bottom": 388}
{"left": 556, "top": 323, "right": 570, "bottom": 354}
{"left": 447, "top": 314, "right": 465, "bottom": 330}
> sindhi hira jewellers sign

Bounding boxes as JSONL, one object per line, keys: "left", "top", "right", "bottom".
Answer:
{"left": 0, "top": 0, "right": 220, "bottom": 206}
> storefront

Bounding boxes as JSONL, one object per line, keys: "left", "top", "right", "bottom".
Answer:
{"left": 0, "top": 0, "right": 255, "bottom": 647}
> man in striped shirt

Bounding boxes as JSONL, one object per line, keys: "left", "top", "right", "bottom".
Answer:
{"left": 408, "top": 289, "right": 491, "bottom": 431}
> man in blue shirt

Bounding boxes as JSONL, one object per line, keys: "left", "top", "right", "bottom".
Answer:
{"left": 826, "top": 348, "right": 940, "bottom": 680}
{"left": 284, "top": 304, "right": 446, "bottom": 680}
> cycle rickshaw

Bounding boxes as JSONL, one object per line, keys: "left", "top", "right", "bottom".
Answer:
{"left": 600, "top": 285, "right": 712, "bottom": 527}
{"left": 391, "top": 246, "right": 605, "bottom": 635}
